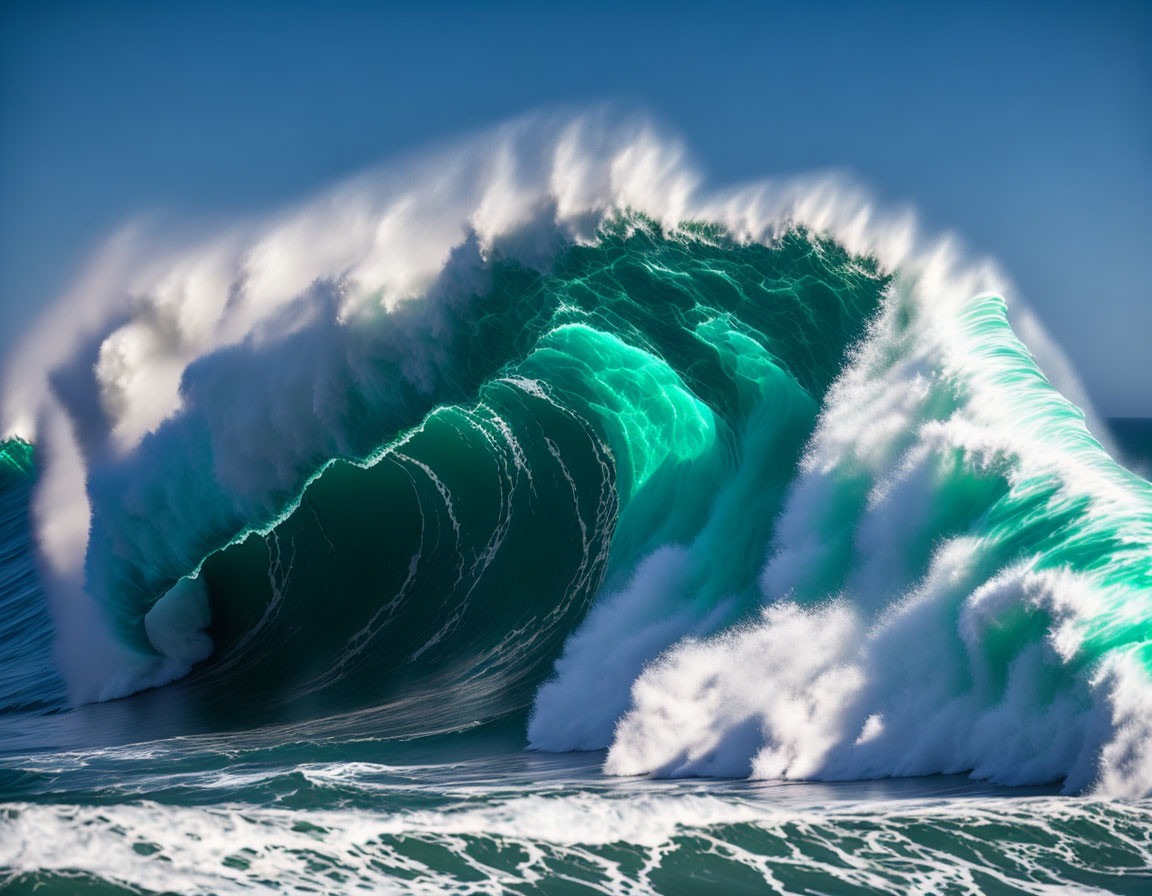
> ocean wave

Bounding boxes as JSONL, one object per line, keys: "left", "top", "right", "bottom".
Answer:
{"left": 0, "top": 112, "right": 1149, "bottom": 797}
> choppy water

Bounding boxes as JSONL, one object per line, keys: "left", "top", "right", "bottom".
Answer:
{"left": 3, "top": 729, "right": 1151, "bottom": 895}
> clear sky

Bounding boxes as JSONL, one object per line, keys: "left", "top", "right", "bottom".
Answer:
{"left": 2, "top": 0, "right": 1149, "bottom": 414}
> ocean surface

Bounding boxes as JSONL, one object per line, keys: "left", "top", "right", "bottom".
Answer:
{"left": 1, "top": 118, "right": 1150, "bottom": 893}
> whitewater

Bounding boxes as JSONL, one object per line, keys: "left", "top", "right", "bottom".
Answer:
{"left": 0, "top": 112, "right": 1150, "bottom": 894}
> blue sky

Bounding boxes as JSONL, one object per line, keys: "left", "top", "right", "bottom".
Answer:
{"left": 2, "top": 0, "right": 1149, "bottom": 414}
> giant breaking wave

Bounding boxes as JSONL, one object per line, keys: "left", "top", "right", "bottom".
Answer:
{"left": 1, "top": 113, "right": 1150, "bottom": 796}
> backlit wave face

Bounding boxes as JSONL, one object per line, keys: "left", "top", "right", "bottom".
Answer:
{"left": 0, "top": 112, "right": 1148, "bottom": 797}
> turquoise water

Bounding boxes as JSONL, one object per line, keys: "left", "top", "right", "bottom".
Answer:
{"left": 1, "top": 129, "right": 1151, "bottom": 892}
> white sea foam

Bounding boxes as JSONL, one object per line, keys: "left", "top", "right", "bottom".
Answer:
{"left": 1, "top": 793, "right": 1148, "bottom": 895}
